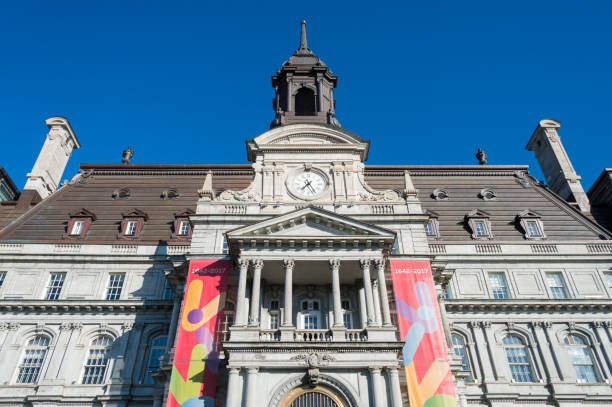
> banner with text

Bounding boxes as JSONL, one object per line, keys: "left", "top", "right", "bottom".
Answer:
{"left": 390, "top": 259, "right": 457, "bottom": 407}
{"left": 167, "top": 259, "right": 230, "bottom": 407}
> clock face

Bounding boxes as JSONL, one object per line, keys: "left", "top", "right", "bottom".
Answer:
{"left": 293, "top": 171, "right": 326, "bottom": 198}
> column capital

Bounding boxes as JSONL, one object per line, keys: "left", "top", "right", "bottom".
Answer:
{"left": 238, "top": 257, "right": 250, "bottom": 268}
{"left": 247, "top": 367, "right": 259, "bottom": 374}
{"left": 253, "top": 258, "right": 264, "bottom": 270}
{"left": 359, "top": 258, "right": 372, "bottom": 268}
{"left": 368, "top": 367, "right": 382, "bottom": 374}
{"left": 228, "top": 367, "right": 241, "bottom": 374}
{"left": 329, "top": 258, "right": 341, "bottom": 270}
{"left": 374, "top": 258, "right": 386, "bottom": 270}
{"left": 283, "top": 258, "right": 295, "bottom": 270}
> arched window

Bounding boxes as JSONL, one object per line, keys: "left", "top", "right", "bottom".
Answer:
{"left": 82, "top": 335, "right": 113, "bottom": 384}
{"left": 564, "top": 335, "right": 599, "bottom": 383}
{"left": 221, "top": 300, "right": 235, "bottom": 341}
{"left": 145, "top": 335, "right": 167, "bottom": 384}
{"left": 451, "top": 334, "right": 472, "bottom": 382}
{"left": 295, "top": 88, "right": 316, "bottom": 116}
{"left": 502, "top": 335, "right": 535, "bottom": 382}
{"left": 16, "top": 335, "right": 50, "bottom": 384}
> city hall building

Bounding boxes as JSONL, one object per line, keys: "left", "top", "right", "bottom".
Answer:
{"left": 1, "top": 22, "right": 611, "bottom": 407}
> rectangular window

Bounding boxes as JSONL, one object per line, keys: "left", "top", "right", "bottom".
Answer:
{"left": 270, "top": 314, "right": 279, "bottom": 329}
{"left": 106, "top": 273, "right": 125, "bottom": 300}
{"left": 124, "top": 221, "right": 138, "bottom": 236}
{"left": 546, "top": 272, "right": 568, "bottom": 299}
{"left": 444, "top": 287, "right": 451, "bottom": 299}
{"left": 0, "top": 271, "right": 6, "bottom": 289}
{"left": 425, "top": 220, "right": 436, "bottom": 236}
{"left": 474, "top": 220, "right": 488, "bottom": 237}
{"left": 270, "top": 300, "right": 280, "bottom": 311}
{"left": 178, "top": 220, "right": 190, "bottom": 236}
{"left": 222, "top": 237, "right": 229, "bottom": 254}
{"left": 71, "top": 220, "right": 84, "bottom": 235}
{"left": 303, "top": 314, "right": 318, "bottom": 329}
{"left": 489, "top": 273, "right": 509, "bottom": 299}
{"left": 45, "top": 272, "right": 66, "bottom": 300}
{"left": 526, "top": 220, "right": 542, "bottom": 237}
{"left": 343, "top": 312, "right": 353, "bottom": 329}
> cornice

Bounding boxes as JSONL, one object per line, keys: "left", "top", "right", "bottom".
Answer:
{"left": 445, "top": 299, "right": 612, "bottom": 313}
{"left": 365, "top": 165, "right": 529, "bottom": 177}
{"left": 0, "top": 300, "right": 173, "bottom": 313}
{"left": 222, "top": 342, "right": 403, "bottom": 353}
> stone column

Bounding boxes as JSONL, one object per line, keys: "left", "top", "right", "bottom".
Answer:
{"left": 546, "top": 323, "right": 574, "bottom": 381}
{"left": 592, "top": 321, "right": 612, "bottom": 380}
{"left": 437, "top": 290, "right": 452, "bottom": 349}
{"left": 531, "top": 321, "right": 561, "bottom": 382}
{"left": 225, "top": 368, "right": 241, "bottom": 407}
{"left": 42, "top": 322, "right": 73, "bottom": 380}
{"left": 360, "top": 259, "right": 376, "bottom": 326}
{"left": 469, "top": 321, "right": 495, "bottom": 383}
{"left": 372, "top": 280, "right": 383, "bottom": 326}
{"left": 375, "top": 259, "right": 392, "bottom": 326}
{"left": 387, "top": 367, "right": 403, "bottom": 407}
{"left": 358, "top": 285, "right": 367, "bottom": 329}
{"left": 283, "top": 259, "right": 295, "bottom": 327}
{"left": 235, "top": 258, "right": 249, "bottom": 327}
{"left": 245, "top": 368, "right": 259, "bottom": 406}
{"left": 482, "top": 322, "right": 506, "bottom": 381}
{"left": 330, "top": 259, "right": 344, "bottom": 327}
{"left": 369, "top": 367, "right": 386, "bottom": 407}
{"left": 165, "top": 283, "right": 185, "bottom": 352}
{"left": 249, "top": 259, "right": 263, "bottom": 326}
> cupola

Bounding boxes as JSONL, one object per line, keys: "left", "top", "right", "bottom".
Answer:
{"left": 270, "top": 21, "right": 340, "bottom": 128}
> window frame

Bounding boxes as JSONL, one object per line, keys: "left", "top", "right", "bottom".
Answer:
{"left": 171, "top": 209, "right": 194, "bottom": 240}
{"left": 545, "top": 272, "right": 569, "bottom": 299}
{"left": 144, "top": 335, "right": 168, "bottom": 384}
{"left": 451, "top": 333, "right": 473, "bottom": 382}
{"left": 118, "top": 209, "right": 148, "bottom": 240}
{"left": 221, "top": 300, "right": 235, "bottom": 341}
{"left": 64, "top": 208, "right": 96, "bottom": 239}
{"left": 563, "top": 334, "right": 601, "bottom": 383}
{"left": 502, "top": 334, "right": 536, "bottom": 383}
{"left": 341, "top": 299, "right": 353, "bottom": 329}
{"left": 269, "top": 298, "right": 280, "bottom": 329}
{"left": 516, "top": 210, "right": 547, "bottom": 240}
{"left": 45, "top": 272, "right": 67, "bottom": 300}
{"left": 424, "top": 211, "right": 441, "bottom": 239}
{"left": 81, "top": 335, "right": 113, "bottom": 385}
{"left": 106, "top": 273, "right": 126, "bottom": 300}
{"left": 14, "top": 334, "right": 51, "bottom": 384}
{"left": 465, "top": 210, "right": 494, "bottom": 240}
{"left": 488, "top": 272, "right": 510, "bottom": 299}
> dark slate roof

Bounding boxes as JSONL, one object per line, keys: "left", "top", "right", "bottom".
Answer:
{"left": 0, "top": 164, "right": 609, "bottom": 243}
{"left": 0, "top": 167, "right": 20, "bottom": 199}
{"left": 365, "top": 165, "right": 610, "bottom": 241}
{"left": 0, "top": 164, "right": 253, "bottom": 243}
{"left": 588, "top": 169, "right": 612, "bottom": 232}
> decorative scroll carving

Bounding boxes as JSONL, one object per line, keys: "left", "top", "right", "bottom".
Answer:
{"left": 291, "top": 352, "right": 335, "bottom": 368}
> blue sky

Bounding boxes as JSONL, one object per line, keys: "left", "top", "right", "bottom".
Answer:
{"left": 1, "top": 1, "right": 611, "bottom": 190}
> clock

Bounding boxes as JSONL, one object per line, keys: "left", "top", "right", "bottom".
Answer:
{"left": 290, "top": 169, "right": 328, "bottom": 199}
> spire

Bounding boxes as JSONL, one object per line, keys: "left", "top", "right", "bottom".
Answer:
{"left": 297, "top": 20, "right": 312, "bottom": 55}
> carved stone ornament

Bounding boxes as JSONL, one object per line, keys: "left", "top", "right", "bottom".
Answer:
{"left": 514, "top": 170, "right": 537, "bottom": 187}
{"left": 355, "top": 172, "right": 400, "bottom": 202}
{"left": 218, "top": 184, "right": 261, "bottom": 202}
{"left": 69, "top": 169, "right": 94, "bottom": 185}
{"left": 432, "top": 188, "right": 449, "bottom": 201}
{"left": 291, "top": 352, "right": 335, "bottom": 368}
{"left": 479, "top": 188, "right": 497, "bottom": 201}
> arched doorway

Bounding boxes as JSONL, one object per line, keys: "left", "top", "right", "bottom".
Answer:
{"left": 281, "top": 385, "right": 347, "bottom": 407}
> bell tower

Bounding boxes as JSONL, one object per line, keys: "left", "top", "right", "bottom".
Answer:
{"left": 270, "top": 21, "right": 340, "bottom": 128}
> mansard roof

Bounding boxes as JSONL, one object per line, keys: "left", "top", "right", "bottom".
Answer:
{"left": 0, "top": 163, "right": 609, "bottom": 244}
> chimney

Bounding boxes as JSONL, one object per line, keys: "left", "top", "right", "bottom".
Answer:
{"left": 21, "top": 116, "right": 80, "bottom": 203}
{"left": 526, "top": 119, "right": 590, "bottom": 212}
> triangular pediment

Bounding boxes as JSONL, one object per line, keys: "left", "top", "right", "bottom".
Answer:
{"left": 226, "top": 206, "right": 395, "bottom": 241}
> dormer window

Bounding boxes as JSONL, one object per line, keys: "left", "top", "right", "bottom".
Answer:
{"left": 64, "top": 208, "right": 96, "bottom": 239}
{"left": 465, "top": 209, "right": 494, "bottom": 240}
{"left": 171, "top": 209, "right": 194, "bottom": 240}
{"left": 424, "top": 210, "right": 440, "bottom": 239}
{"left": 178, "top": 221, "right": 190, "bottom": 236}
{"left": 71, "top": 220, "right": 84, "bottom": 235}
{"left": 124, "top": 221, "right": 138, "bottom": 236}
{"left": 516, "top": 210, "right": 546, "bottom": 240}
{"left": 118, "top": 209, "right": 148, "bottom": 240}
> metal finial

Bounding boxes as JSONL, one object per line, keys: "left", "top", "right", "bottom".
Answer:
{"left": 476, "top": 148, "right": 487, "bottom": 165}
{"left": 122, "top": 146, "right": 134, "bottom": 164}
{"left": 299, "top": 20, "right": 308, "bottom": 51}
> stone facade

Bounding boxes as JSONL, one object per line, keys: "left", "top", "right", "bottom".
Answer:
{"left": 0, "top": 21, "right": 611, "bottom": 407}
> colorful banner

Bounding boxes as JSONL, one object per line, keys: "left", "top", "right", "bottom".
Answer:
{"left": 390, "top": 259, "right": 457, "bottom": 407}
{"left": 167, "top": 259, "right": 230, "bottom": 407}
